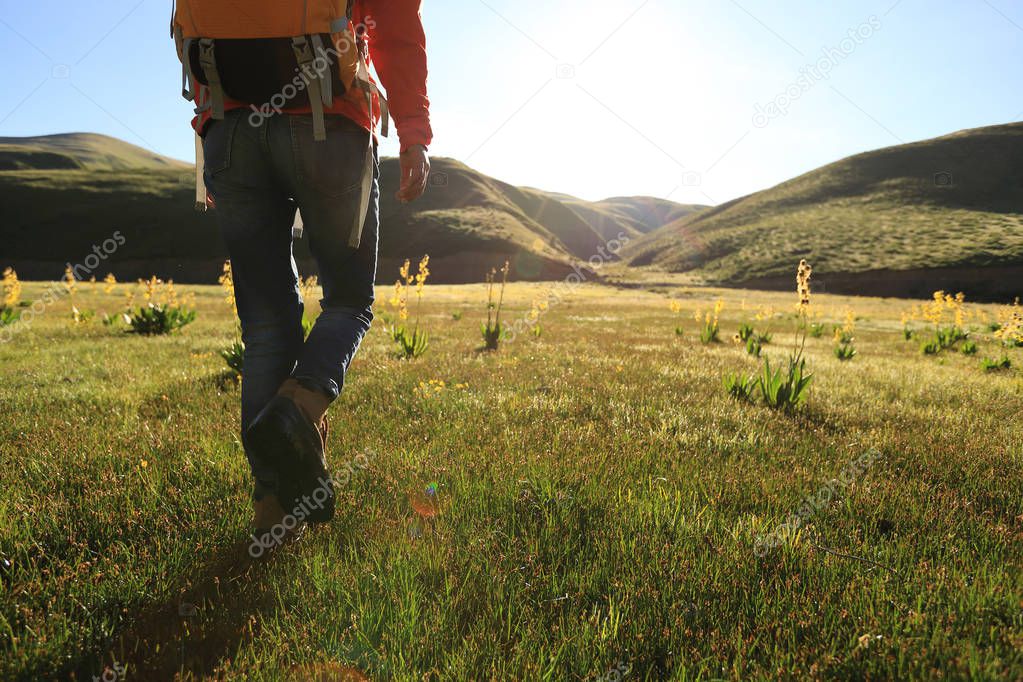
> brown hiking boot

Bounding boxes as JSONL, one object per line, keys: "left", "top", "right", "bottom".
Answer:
{"left": 246, "top": 379, "right": 335, "bottom": 524}
{"left": 250, "top": 494, "right": 306, "bottom": 558}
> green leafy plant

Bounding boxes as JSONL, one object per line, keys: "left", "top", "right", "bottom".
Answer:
{"left": 960, "top": 340, "right": 978, "bottom": 356}
{"left": 695, "top": 300, "right": 724, "bottom": 344}
{"left": 809, "top": 322, "right": 825, "bottom": 338}
{"left": 126, "top": 303, "right": 197, "bottom": 335}
{"left": 980, "top": 356, "right": 1011, "bottom": 372}
{"left": 71, "top": 307, "right": 96, "bottom": 325}
{"left": 481, "top": 261, "right": 510, "bottom": 351}
{"left": 936, "top": 325, "right": 968, "bottom": 349}
{"left": 0, "top": 307, "right": 19, "bottom": 326}
{"left": 760, "top": 355, "right": 813, "bottom": 410}
{"left": 393, "top": 326, "right": 429, "bottom": 359}
{"left": 388, "top": 256, "right": 431, "bottom": 359}
{"left": 220, "top": 340, "right": 245, "bottom": 377}
{"left": 757, "top": 260, "right": 815, "bottom": 411}
{"left": 738, "top": 323, "right": 755, "bottom": 342}
{"left": 451, "top": 311, "right": 463, "bottom": 321}
{"left": 745, "top": 335, "right": 762, "bottom": 357}
{"left": 302, "top": 315, "right": 315, "bottom": 340}
{"left": 723, "top": 372, "right": 757, "bottom": 402}
{"left": 834, "top": 341, "right": 857, "bottom": 361}
{"left": 903, "top": 326, "right": 914, "bottom": 341}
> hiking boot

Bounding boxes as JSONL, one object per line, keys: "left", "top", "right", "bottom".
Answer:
{"left": 245, "top": 379, "right": 335, "bottom": 524}
{"left": 250, "top": 494, "right": 306, "bottom": 558}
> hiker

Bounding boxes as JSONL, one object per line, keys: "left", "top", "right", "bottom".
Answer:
{"left": 171, "top": 0, "right": 432, "bottom": 544}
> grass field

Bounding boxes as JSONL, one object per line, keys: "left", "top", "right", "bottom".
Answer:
{"left": 1, "top": 279, "right": 1022, "bottom": 680}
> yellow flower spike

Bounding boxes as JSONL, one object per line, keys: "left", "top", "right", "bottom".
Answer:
{"left": 103, "top": 273, "right": 117, "bottom": 294}
{"left": 63, "top": 265, "right": 77, "bottom": 295}
{"left": 2, "top": 267, "right": 21, "bottom": 308}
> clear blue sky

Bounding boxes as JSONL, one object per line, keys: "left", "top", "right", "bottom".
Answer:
{"left": 1, "top": 0, "right": 1021, "bottom": 204}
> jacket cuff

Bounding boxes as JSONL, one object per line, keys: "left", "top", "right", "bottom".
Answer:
{"left": 397, "top": 119, "right": 433, "bottom": 153}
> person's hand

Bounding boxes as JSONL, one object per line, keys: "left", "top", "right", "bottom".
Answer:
{"left": 397, "top": 144, "right": 430, "bottom": 203}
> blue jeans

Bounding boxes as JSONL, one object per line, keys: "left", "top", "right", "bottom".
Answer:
{"left": 203, "top": 110, "right": 379, "bottom": 498}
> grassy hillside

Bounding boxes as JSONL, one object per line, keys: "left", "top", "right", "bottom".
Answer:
{"left": 0, "top": 133, "right": 189, "bottom": 172}
{"left": 625, "top": 122, "right": 1023, "bottom": 300}
{"left": 0, "top": 134, "right": 697, "bottom": 284}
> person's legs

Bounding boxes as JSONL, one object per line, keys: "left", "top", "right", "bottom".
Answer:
{"left": 274, "top": 113, "right": 380, "bottom": 402}
{"left": 237, "top": 113, "right": 378, "bottom": 524}
{"left": 203, "top": 110, "right": 304, "bottom": 499}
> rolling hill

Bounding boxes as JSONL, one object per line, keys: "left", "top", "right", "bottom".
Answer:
{"left": 624, "top": 122, "right": 1023, "bottom": 300}
{"left": 0, "top": 133, "right": 702, "bottom": 284}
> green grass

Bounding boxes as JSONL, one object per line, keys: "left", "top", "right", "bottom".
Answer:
{"left": 1, "top": 282, "right": 1022, "bottom": 680}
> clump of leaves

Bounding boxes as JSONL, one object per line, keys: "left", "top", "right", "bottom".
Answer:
{"left": 834, "top": 342, "right": 857, "bottom": 361}
{"left": 738, "top": 323, "right": 755, "bottom": 342}
{"left": 981, "top": 356, "right": 1011, "bottom": 372}
{"left": 481, "top": 261, "right": 510, "bottom": 351}
{"left": 221, "top": 340, "right": 245, "bottom": 377}
{"left": 832, "top": 311, "right": 857, "bottom": 361}
{"left": 760, "top": 355, "right": 813, "bottom": 410}
{"left": 745, "top": 335, "right": 762, "bottom": 357}
{"left": 127, "top": 304, "right": 197, "bottom": 335}
{"left": 724, "top": 372, "right": 757, "bottom": 402}
{"left": 809, "top": 322, "right": 826, "bottom": 338}
{"left": 960, "top": 340, "right": 978, "bottom": 356}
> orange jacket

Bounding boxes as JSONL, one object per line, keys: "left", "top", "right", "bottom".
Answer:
{"left": 191, "top": 0, "right": 432, "bottom": 152}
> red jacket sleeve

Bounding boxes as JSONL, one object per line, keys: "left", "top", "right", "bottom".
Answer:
{"left": 363, "top": 0, "right": 433, "bottom": 152}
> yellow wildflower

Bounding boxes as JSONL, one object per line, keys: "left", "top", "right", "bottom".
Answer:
{"left": 218, "top": 261, "right": 236, "bottom": 315}
{"left": 2, "top": 267, "right": 21, "bottom": 308}
{"left": 103, "top": 273, "right": 117, "bottom": 294}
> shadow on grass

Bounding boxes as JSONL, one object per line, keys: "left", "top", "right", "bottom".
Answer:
{"left": 68, "top": 535, "right": 288, "bottom": 680}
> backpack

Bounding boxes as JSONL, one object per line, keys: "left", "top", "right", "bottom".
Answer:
{"left": 171, "top": 0, "right": 386, "bottom": 248}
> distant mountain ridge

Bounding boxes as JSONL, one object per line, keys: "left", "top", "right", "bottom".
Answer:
{"left": 0, "top": 133, "right": 704, "bottom": 284}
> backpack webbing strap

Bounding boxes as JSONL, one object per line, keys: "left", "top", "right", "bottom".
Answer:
{"left": 172, "top": 26, "right": 195, "bottom": 102}
{"left": 292, "top": 36, "right": 327, "bottom": 141}
{"left": 311, "top": 34, "right": 333, "bottom": 107}
{"left": 194, "top": 131, "right": 208, "bottom": 212}
{"left": 349, "top": 130, "right": 374, "bottom": 249}
{"left": 197, "top": 39, "right": 225, "bottom": 119}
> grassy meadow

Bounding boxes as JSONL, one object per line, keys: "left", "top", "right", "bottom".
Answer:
{"left": 1, "top": 276, "right": 1022, "bottom": 680}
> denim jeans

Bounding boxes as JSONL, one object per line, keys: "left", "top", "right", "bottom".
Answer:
{"left": 202, "top": 110, "right": 379, "bottom": 498}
